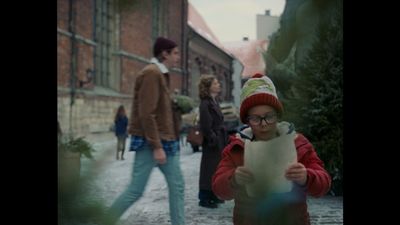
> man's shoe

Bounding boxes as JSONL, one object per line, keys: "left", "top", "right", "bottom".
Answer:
{"left": 199, "top": 200, "right": 218, "bottom": 208}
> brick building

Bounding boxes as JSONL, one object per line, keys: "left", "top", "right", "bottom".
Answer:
{"left": 57, "top": 0, "right": 235, "bottom": 136}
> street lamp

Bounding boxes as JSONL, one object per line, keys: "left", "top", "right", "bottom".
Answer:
{"left": 79, "top": 68, "right": 93, "bottom": 87}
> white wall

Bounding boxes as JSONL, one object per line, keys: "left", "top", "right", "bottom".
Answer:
{"left": 231, "top": 58, "right": 244, "bottom": 108}
{"left": 256, "top": 14, "right": 280, "bottom": 41}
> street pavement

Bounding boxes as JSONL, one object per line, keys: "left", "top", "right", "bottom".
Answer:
{"left": 78, "top": 133, "right": 343, "bottom": 225}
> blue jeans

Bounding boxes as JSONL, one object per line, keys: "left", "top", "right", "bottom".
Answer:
{"left": 107, "top": 143, "right": 185, "bottom": 225}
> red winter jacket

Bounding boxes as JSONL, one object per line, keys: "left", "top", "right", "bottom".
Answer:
{"left": 212, "top": 134, "right": 331, "bottom": 225}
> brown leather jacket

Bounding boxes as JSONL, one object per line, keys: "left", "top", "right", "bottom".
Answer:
{"left": 128, "top": 64, "right": 178, "bottom": 149}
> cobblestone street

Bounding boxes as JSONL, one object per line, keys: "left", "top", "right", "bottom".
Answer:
{"left": 79, "top": 133, "right": 343, "bottom": 225}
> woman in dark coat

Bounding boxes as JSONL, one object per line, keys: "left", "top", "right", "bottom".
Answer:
{"left": 198, "top": 74, "right": 228, "bottom": 208}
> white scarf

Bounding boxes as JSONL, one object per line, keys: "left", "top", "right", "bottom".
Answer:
{"left": 150, "top": 57, "right": 169, "bottom": 74}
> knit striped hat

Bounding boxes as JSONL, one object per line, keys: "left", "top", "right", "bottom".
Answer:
{"left": 240, "top": 73, "right": 283, "bottom": 123}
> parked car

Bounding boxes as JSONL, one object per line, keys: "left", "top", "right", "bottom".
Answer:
{"left": 219, "top": 102, "right": 241, "bottom": 135}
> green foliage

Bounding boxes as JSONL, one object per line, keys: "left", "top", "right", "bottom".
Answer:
{"left": 58, "top": 176, "right": 114, "bottom": 225}
{"left": 287, "top": 0, "right": 343, "bottom": 195}
{"left": 263, "top": 40, "right": 297, "bottom": 101}
{"left": 118, "top": 0, "right": 139, "bottom": 10}
{"left": 58, "top": 136, "right": 113, "bottom": 225}
{"left": 266, "top": 0, "right": 343, "bottom": 195}
{"left": 59, "top": 136, "right": 95, "bottom": 159}
{"left": 59, "top": 194, "right": 110, "bottom": 225}
{"left": 174, "top": 94, "right": 195, "bottom": 114}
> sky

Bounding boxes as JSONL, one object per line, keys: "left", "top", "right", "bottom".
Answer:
{"left": 189, "top": 0, "right": 286, "bottom": 43}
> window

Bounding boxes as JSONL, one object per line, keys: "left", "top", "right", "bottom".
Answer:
{"left": 94, "top": 0, "right": 119, "bottom": 89}
{"left": 152, "top": 0, "right": 168, "bottom": 41}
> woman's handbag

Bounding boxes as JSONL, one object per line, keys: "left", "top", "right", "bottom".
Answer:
{"left": 186, "top": 126, "right": 203, "bottom": 146}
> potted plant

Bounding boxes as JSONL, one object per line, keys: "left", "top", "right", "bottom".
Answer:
{"left": 173, "top": 94, "right": 195, "bottom": 114}
{"left": 58, "top": 122, "right": 118, "bottom": 225}
{"left": 58, "top": 122, "right": 95, "bottom": 193}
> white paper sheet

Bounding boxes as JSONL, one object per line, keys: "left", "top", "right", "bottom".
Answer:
{"left": 244, "top": 132, "right": 297, "bottom": 197}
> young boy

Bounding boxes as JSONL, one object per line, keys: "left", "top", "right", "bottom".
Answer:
{"left": 212, "top": 73, "right": 331, "bottom": 225}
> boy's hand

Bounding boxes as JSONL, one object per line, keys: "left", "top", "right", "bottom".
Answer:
{"left": 285, "top": 162, "right": 307, "bottom": 186}
{"left": 233, "top": 166, "right": 255, "bottom": 186}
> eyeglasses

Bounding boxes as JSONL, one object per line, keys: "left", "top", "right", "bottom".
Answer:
{"left": 247, "top": 113, "right": 278, "bottom": 125}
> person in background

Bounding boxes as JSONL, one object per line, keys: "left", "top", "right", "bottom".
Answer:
{"left": 114, "top": 105, "right": 128, "bottom": 160}
{"left": 197, "top": 74, "right": 228, "bottom": 208}
{"left": 212, "top": 73, "right": 331, "bottom": 225}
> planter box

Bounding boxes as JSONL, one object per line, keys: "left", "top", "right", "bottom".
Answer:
{"left": 58, "top": 151, "right": 81, "bottom": 193}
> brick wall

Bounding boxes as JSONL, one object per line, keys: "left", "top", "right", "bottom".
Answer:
{"left": 57, "top": 0, "right": 69, "bottom": 30}
{"left": 58, "top": 0, "right": 189, "bottom": 135}
{"left": 76, "top": 42, "right": 95, "bottom": 88}
{"left": 120, "top": 59, "right": 145, "bottom": 95}
{"left": 75, "top": 0, "right": 93, "bottom": 39}
{"left": 119, "top": 0, "right": 187, "bottom": 95}
{"left": 120, "top": 1, "right": 152, "bottom": 57}
{"left": 168, "top": 0, "right": 184, "bottom": 52}
{"left": 57, "top": 34, "right": 71, "bottom": 87}
{"left": 168, "top": 0, "right": 185, "bottom": 94}
{"left": 57, "top": 0, "right": 95, "bottom": 88}
{"left": 118, "top": 1, "right": 153, "bottom": 96}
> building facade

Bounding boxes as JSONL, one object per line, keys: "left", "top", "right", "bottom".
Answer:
{"left": 256, "top": 10, "right": 280, "bottom": 41}
{"left": 187, "top": 3, "right": 235, "bottom": 103}
{"left": 57, "top": 0, "right": 235, "bottom": 136}
{"left": 58, "top": 0, "right": 188, "bottom": 136}
{"left": 224, "top": 39, "right": 268, "bottom": 79}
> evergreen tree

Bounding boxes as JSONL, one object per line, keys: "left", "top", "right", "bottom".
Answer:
{"left": 266, "top": 0, "right": 343, "bottom": 195}
{"left": 288, "top": 0, "right": 343, "bottom": 195}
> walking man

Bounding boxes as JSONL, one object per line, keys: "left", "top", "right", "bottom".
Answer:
{"left": 106, "top": 37, "right": 185, "bottom": 225}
